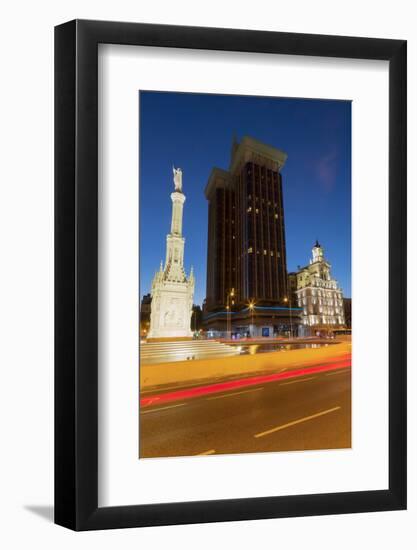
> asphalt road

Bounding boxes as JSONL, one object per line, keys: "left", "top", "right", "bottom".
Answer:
{"left": 139, "top": 367, "right": 351, "bottom": 458}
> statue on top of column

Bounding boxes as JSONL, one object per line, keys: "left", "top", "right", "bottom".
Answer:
{"left": 173, "top": 166, "right": 182, "bottom": 192}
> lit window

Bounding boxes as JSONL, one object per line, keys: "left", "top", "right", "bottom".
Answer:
{"left": 263, "top": 249, "right": 267, "bottom": 255}
{"left": 248, "top": 247, "right": 253, "bottom": 253}
{"left": 275, "top": 214, "right": 278, "bottom": 219}
{"left": 247, "top": 206, "right": 252, "bottom": 213}
{"left": 255, "top": 208, "right": 259, "bottom": 214}
{"left": 270, "top": 251, "right": 274, "bottom": 256}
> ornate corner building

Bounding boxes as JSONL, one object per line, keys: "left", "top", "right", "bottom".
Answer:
{"left": 289, "top": 241, "right": 345, "bottom": 335}
{"left": 148, "top": 168, "right": 195, "bottom": 339}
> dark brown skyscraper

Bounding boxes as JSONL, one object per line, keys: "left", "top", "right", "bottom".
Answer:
{"left": 204, "top": 136, "right": 297, "bottom": 337}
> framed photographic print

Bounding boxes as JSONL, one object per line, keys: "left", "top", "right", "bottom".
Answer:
{"left": 55, "top": 20, "right": 407, "bottom": 530}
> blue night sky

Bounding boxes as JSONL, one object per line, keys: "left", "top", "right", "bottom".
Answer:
{"left": 140, "top": 91, "right": 351, "bottom": 306}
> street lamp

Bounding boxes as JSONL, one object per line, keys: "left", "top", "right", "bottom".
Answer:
{"left": 248, "top": 301, "right": 255, "bottom": 339}
{"left": 226, "top": 288, "right": 235, "bottom": 340}
{"left": 283, "top": 296, "right": 293, "bottom": 340}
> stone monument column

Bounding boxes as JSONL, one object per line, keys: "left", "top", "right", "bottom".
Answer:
{"left": 170, "top": 167, "right": 185, "bottom": 236}
{"left": 170, "top": 191, "right": 186, "bottom": 236}
{"left": 148, "top": 167, "right": 195, "bottom": 339}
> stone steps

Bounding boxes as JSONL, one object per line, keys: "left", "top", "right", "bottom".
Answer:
{"left": 140, "top": 340, "right": 240, "bottom": 364}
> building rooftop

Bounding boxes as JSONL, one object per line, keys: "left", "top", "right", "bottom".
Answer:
{"left": 204, "top": 167, "right": 233, "bottom": 199}
{"left": 205, "top": 136, "right": 288, "bottom": 200}
{"left": 230, "top": 135, "right": 287, "bottom": 173}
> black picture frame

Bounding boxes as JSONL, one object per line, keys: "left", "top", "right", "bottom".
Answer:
{"left": 55, "top": 19, "right": 407, "bottom": 531}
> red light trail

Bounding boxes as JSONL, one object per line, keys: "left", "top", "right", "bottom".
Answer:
{"left": 140, "top": 355, "right": 351, "bottom": 408}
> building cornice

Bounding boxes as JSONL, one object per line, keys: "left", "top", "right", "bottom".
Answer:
{"left": 204, "top": 167, "right": 233, "bottom": 200}
{"left": 230, "top": 135, "right": 287, "bottom": 174}
{"left": 204, "top": 137, "right": 287, "bottom": 200}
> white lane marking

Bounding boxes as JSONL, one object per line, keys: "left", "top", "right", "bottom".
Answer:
{"left": 141, "top": 403, "right": 186, "bottom": 414}
{"left": 206, "top": 387, "right": 264, "bottom": 401}
{"left": 325, "top": 369, "right": 351, "bottom": 376}
{"left": 197, "top": 449, "right": 216, "bottom": 456}
{"left": 280, "top": 376, "right": 317, "bottom": 386}
{"left": 254, "top": 406, "right": 341, "bottom": 438}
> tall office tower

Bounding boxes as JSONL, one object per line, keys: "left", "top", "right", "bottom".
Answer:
{"left": 204, "top": 136, "right": 298, "bottom": 337}
{"left": 205, "top": 167, "right": 236, "bottom": 311}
